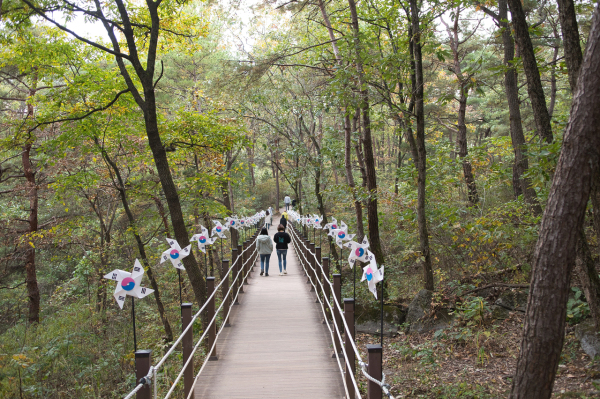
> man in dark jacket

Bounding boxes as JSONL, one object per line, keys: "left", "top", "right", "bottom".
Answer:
{"left": 280, "top": 215, "right": 287, "bottom": 231}
{"left": 274, "top": 224, "right": 291, "bottom": 275}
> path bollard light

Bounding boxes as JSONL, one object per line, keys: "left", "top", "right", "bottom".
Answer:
{"left": 207, "top": 277, "right": 218, "bottom": 361}
{"left": 181, "top": 303, "right": 194, "bottom": 397}
{"left": 367, "top": 344, "right": 383, "bottom": 399}
{"left": 344, "top": 298, "right": 356, "bottom": 399}
{"left": 135, "top": 350, "right": 152, "bottom": 399}
{"left": 333, "top": 274, "right": 343, "bottom": 356}
{"left": 221, "top": 260, "right": 231, "bottom": 326}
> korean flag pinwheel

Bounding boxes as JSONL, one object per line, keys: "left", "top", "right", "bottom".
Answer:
{"left": 104, "top": 260, "right": 154, "bottom": 309}
{"left": 161, "top": 238, "right": 192, "bottom": 269}
{"left": 361, "top": 258, "right": 385, "bottom": 299}
{"left": 191, "top": 227, "right": 216, "bottom": 254}
{"left": 344, "top": 237, "right": 373, "bottom": 268}
{"left": 331, "top": 228, "right": 355, "bottom": 248}
{"left": 225, "top": 217, "right": 239, "bottom": 230}
{"left": 211, "top": 220, "right": 228, "bottom": 238}
{"left": 323, "top": 217, "right": 338, "bottom": 233}
{"left": 313, "top": 214, "right": 323, "bottom": 229}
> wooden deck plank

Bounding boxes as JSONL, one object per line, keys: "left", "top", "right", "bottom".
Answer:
{"left": 194, "top": 223, "right": 345, "bottom": 398}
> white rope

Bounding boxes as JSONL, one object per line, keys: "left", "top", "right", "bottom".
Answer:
{"left": 289, "top": 227, "right": 361, "bottom": 397}
{"left": 290, "top": 225, "right": 396, "bottom": 399}
{"left": 121, "top": 233, "right": 260, "bottom": 399}
{"left": 164, "top": 248, "right": 257, "bottom": 399}
{"left": 123, "top": 366, "right": 154, "bottom": 399}
{"left": 183, "top": 252, "right": 256, "bottom": 399}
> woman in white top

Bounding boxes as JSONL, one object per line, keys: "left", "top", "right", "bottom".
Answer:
{"left": 265, "top": 211, "right": 272, "bottom": 229}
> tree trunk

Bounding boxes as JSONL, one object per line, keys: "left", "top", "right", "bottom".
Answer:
{"left": 409, "top": 0, "right": 434, "bottom": 291}
{"left": 344, "top": 114, "right": 365, "bottom": 241}
{"left": 151, "top": 195, "right": 170, "bottom": 236}
{"left": 498, "top": 0, "right": 541, "bottom": 213}
{"left": 143, "top": 88, "right": 207, "bottom": 307}
{"left": 457, "top": 83, "right": 479, "bottom": 205}
{"left": 347, "top": 0, "right": 385, "bottom": 265}
{"left": 575, "top": 229, "right": 600, "bottom": 330}
{"left": 507, "top": 0, "right": 553, "bottom": 143}
{"left": 22, "top": 141, "right": 40, "bottom": 324}
{"left": 101, "top": 146, "right": 174, "bottom": 342}
{"left": 509, "top": 8, "right": 600, "bottom": 397}
{"left": 556, "top": 0, "right": 583, "bottom": 92}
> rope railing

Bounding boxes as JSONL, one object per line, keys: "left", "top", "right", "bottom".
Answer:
{"left": 165, "top": 247, "right": 258, "bottom": 399}
{"left": 289, "top": 224, "right": 396, "bottom": 399}
{"left": 123, "top": 229, "right": 261, "bottom": 399}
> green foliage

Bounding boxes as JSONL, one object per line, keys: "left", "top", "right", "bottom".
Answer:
{"left": 566, "top": 288, "right": 590, "bottom": 325}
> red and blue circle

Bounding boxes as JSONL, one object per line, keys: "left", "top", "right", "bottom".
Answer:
{"left": 338, "top": 231, "right": 346, "bottom": 239}
{"left": 230, "top": 220, "right": 236, "bottom": 226}
{"left": 241, "top": 220, "right": 245, "bottom": 225}
{"left": 170, "top": 249, "right": 180, "bottom": 259}
{"left": 365, "top": 268, "right": 374, "bottom": 281}
{"left": 355, "top": 247, "right": 365, "bottom": 257}
{"left": 198, "top": 236, "right": 207, "bottom": 244}
{"left": 216, "top": 226, "right": 222, "bottom": 233}
{"left": 121, "top": 277, "right": 135, "bottom": 291}
{"left": 332, "top": 224, "right": 338, "bottom": 229}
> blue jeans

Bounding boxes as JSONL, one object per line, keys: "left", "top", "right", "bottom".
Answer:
{"left": 276, "top": 250, "right": 288, "bottom": 272}
{"left": 260, "top": 254, "right": 271, "bottom": 273}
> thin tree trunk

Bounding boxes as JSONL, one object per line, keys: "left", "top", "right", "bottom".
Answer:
{"left": 22, "top": 141, "right": 40, "bottom": 324}
{"left": 410, "top": 0, "right": 434, "bottom": 291}
{"left": 101, "top": 145, "right": 174, "bottom": 341}
{"left": 457, "top": 83, "right": 479, "bottom": 204}
{"left": 556, "top": 0, "right": 583, "bottom": 92}
{"left": 575, "top": 229, "right": 600, "bottom": 330}
{"left": 507, "top": 0, "right": 553, "bottom": 143}
{"left": 509, "top": 8, "right": 600, "bottom": 397}
{"left": 495, "top": 0, "right": 541, "bottom": 212}
{"left": 151, "top": 195, "right": 170, "bottom": 236}
{"left": 347, "top": 0, "right": 385, "bottom": 264}
{"left": 344, "top": 114, "right": 365, "bottom": 241}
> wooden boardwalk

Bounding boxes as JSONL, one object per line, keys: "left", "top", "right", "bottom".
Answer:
{"left": 194, "top": 222, "right": 345, "bottom": 398}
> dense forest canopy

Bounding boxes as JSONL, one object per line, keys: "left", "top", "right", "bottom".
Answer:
{"left": 1, "top": 0, "right": 599, "bottom": 397}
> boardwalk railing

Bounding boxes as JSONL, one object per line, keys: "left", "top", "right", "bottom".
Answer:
{"left": 289, "top": 223, "right": 395, "bottom": 399}
{"left": 124, "top": 225, "right": 262, "bottom": 399}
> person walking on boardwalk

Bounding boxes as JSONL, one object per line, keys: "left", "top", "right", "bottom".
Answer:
{"left": 274, "top": 224, "right": 291, "bottom": 275}
{"left": 284, "top": 194, "right": 291, "bottom": 210}
{"left": 280, "top": 214, "right": 287, "bottom": 232}
{"left": 256, "top": 228, "right": 273, "bottom": 276}
{"left": 265, "top": 210, "right": 272, "bottom": 229}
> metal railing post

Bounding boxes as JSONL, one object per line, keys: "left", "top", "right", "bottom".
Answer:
{"left": 245, "top": 240, "right": 252, "bottom": 280}
{"left": 304, "top": 237, "right": 310, "bottom": 282}
{"left": 237, "top": 244, "right": 243, "bottom": 293}
{"left": 315, "top": 246, "right": 322, "bottom": 301}
{"left": 221, "top": 259, "right": 231, "bottom": 326}
{"left": 344, "top": 298, "right": 356, "bottom": 399}
{"left": 333, "top": 274, "right": 342, "bottom": 355}
{"left": 243, "top": 241, "right": 250, "bottom": 285}
{"left": 367, "top": 344, "right": 383, "bottom": 399}
{"left": 232, "top": 249, "right": 240, "bottom": 304}
{"left": 309, "top": 243, "right": 316, "bottom": 292}
{"left": 181, "top": 303, "right": 194, "bottom": 397}
{"left": 135, "top": 350, "right": 152, "bottom": 399}
{"left": 207, "top": 277, "right": 218, "bottom": 360}
{"left": 322, "top": 257, "right": 330, "bottom": 322}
